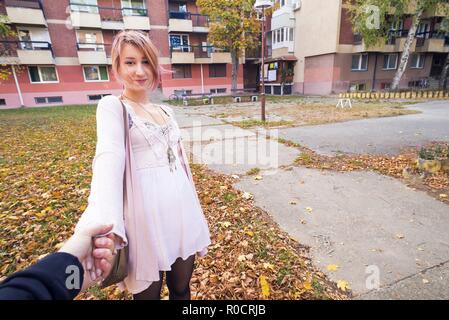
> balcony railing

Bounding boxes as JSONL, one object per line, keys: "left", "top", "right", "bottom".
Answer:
{"left": 70, "top": 2, "right": 147, "bottom": 17}
{"left": 169, "top": 12, "right": 209, "bottom": 27}
{"left": 353, "top": 33, "right": 363, "bottom": 45}
{"left": 4, "top": 0, "right": 42, "bottom": 9}
{"left": 245, "top": 47, "right": 261, "bottom": 59}
{"left": 76, "top": 42, "right": 112, "bottom": 56}
{"left": 0, "top": 40, "right": 53, "bottom": 56}
{"left": 415, "top": 30, "right": 449, "bottom": 47}
{"left": 169, "top": 45, "right": 227, "bottom": 58}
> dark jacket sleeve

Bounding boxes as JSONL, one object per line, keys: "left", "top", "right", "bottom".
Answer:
{"left": 0, "top": 252, "right": 84, "bottom": 300}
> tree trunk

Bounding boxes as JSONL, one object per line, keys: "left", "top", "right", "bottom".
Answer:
{"left": 439, "top": 53, "right": 449, "bottom": 90}
{"left": 391, "top": 8, "right": 424, "bottom": 90}
{"left": 231, "top": 49, "right": 239, "bottom": 91}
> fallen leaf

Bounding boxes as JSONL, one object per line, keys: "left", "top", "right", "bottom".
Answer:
{"left": 439, "top": 194, "right": 448, "bottom": 199}
{"left": 395, "top": 234, "right": 405, "bottom": 239}
{"left": 242, "top": 192, "right": 253, "bottom": 200}
{"left": 327, "top": 264, "right": 339, "bottom": 271}
{"left": 305, "top": 207, "right": 313, "bottom": 214}
{"left": 303, "top": 279, "right": 312, "bottom": 290}
{"left": 422, "top": 279, "right": 429, "bottom": 284}
{"left": 254, "top": 175, "right": 263, "bottom": 180}
{"left": 337, "top": 280, "right": 350, "bottom": 292}
{"left": 259, "top": 275, "right": 270, "bottom": 298}
{"left": 289, "top": 200, "right": 297, "bottom": 205}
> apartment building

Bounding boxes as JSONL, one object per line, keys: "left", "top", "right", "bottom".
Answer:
{"left": 264, "top": 0, "right": 449, "bottom": 95}
{"left": 0, "top": 0, "right": 244, "bottom": 108}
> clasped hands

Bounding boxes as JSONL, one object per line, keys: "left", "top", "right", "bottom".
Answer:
{"left": 58, "top": 224, "right": 119, "bottom": 291}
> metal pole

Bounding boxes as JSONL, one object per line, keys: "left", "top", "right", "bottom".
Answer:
{"left": 200, "top": 63, "right": 204, "bottom": 94}
{"left": 12, "top": 65, "right": 24, "bottom": 107}
{"left": 261, "top": 7, "right": 266, "bottom": 122}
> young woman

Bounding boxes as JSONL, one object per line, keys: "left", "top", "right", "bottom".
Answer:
{"left": 75, "top": 30, "right": 211, "bottom": 300}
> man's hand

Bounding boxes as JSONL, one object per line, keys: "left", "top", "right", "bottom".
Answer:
{"left": 58, "top": 224, "right": 115, "bottom": 290}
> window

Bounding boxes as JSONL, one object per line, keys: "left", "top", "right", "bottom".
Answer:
{"left": 349, "top": 83, "right": 366, "bottom": 92}
{"left": 174, "top": 89, "right": 192, "bottom": 97}
{"left": 410, "top": 54, "right": 425, "bottom": 69}
{"left": 121, "top": 0, "right": 146, "bottom": 16}
{"left": 83, "top": 66, "right": 109, "bottom": 81}
{"left": 77, "top": 30, "right": 104, "bottom": 51}
{"left": 380, "top": 82, "right": 391, "bottom": 90}
{"left": 88, "top": 94, "right": 111, "bottom": 101}
{"left": 34, "top": 96, "right": 63, "bottom": 104}
{"left": 280, "top": 28, "right": 284, "bottom": 42}
{"left": 383, "top": 53, "right": 398, "bottom": 70}
{"left": 0, "top": 98, "right": 6, "bottom": 106}
{"left": 351, "top": 54, "right": 368, "bottom": 71}
{"left": 172, "top": 64, "right": 192, "bottom": 79}
{"left": 209, "top": 64, "right": 226, "bottom": 77}
{"left": 71, "top": 0, "right": 98, "bottom": 13}
{"left": 289, "top": 28, "right": 293, "bottom": 42}
{"left": 28, "top": 66, "right": 58, "bottom": 83}
{"left": 210, "top": 88, "right": 226, "bottom": 94}
{"left": 170, "top": 34, "right": 189, "bottom": 52}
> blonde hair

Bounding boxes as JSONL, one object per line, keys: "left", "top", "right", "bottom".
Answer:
{"left": 111, "top": 30, "right": 161, "bottom": 91}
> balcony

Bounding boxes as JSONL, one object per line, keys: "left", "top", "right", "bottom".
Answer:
{"left": 168, "top": 12, "right": 209, "bottom": 33}
{"left": 4, "top": 0, "right": 46, "bottom": 26}
{"left": 77, "top": 42, "right": 109, "bottom": 65}
{"left": 415, "top": 31, "right": 449, "bottom": 53}
{"left": 352, "top": 30, "right": 414, "bottom": 53}
{"left": 0, "top": 40, "right": 54, "bottom": 64}
{"left": 70, "top": 2, "right": 102, "bottom": 28}
{"left": 69, "top": 2, "right": 150, "bottom": 30}
{"left": 170, "top": 45, "right": 231, "bottom": 64}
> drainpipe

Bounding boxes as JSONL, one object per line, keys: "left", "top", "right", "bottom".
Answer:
{"left": 12, "top": 65, "right": 24, "bottom": 107}
{"left": 200, "top": 63, "right": 204, "bottom": 94}
{"left": 372, "top": 53, "right": 378, "bottom": 91}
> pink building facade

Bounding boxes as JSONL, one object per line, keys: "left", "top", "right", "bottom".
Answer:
{"left": 0, "top": 0, "right": 244, "bottom": 109}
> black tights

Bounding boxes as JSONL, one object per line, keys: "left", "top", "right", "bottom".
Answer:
{"left": 132, "top": 254, "right": 195, "bottom": 300}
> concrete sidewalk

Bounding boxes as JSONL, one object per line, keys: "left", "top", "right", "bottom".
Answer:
{"left": 173, "top": 103, "right": 449, "bottom": 299}
{"left": 278, "top": 100, "right": 449, "bottom": 156}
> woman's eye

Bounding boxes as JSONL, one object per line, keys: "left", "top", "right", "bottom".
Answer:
{"left": 125, "top": 61, "right": 134, "bottom": 65}
{"left": 142, "top": 60, "right": 149, "bottom": 64}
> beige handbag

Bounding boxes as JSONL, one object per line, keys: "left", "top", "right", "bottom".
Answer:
{"left": 100, "top": 99, "right": 130, "bottom": 288}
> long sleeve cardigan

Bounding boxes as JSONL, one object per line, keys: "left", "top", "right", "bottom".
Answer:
{"left": 75, "top": 95, "right": 195, "bottom": 251}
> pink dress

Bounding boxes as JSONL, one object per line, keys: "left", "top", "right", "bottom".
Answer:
{"left": 75, "top": 95, "right": 211, "bottom": 294}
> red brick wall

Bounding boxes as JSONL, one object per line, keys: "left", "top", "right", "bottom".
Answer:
{"left": 147, "top": 0, "right": 168, "bottom": 26}
{"left": 42, "top": 0, "right": 70, "bottom": 20}
{"left": 149, "top": 29, "right": 169, "bottom": 57}
{"left": 47, "top": 23, "right": 78, "bottom": 57}
{"left": 339, "top": 7, "right": 354, "bottom": 45}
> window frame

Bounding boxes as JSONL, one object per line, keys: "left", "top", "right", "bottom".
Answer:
{"left": 83, "top": 65, "right": 109, "bottom": 82}
{"left": 172, "top": 64, "right": 192, "bottom": 79}
{"left": 209, "top": 64, "right": 227, "bottom": 78}
{"left": 351, "top": 53, "right": 368, "bottom": 71}
{"left": 382, "top": 53, "right": 398, "bottom": 70}
{"left": 410, "top": 53, "right": 425, "bottom": 69}
{"left": 28, "top": 65, "right": 59, "bottom": 84}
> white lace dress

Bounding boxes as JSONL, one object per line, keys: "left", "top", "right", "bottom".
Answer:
{"left": 75, "top": 95, "right": 211, "bottom": 294}
{"left": 123, "top": 100, "right": 211, "bottom": 280}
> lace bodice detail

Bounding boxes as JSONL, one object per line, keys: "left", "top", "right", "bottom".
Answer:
{"left": 124, "top": 102, "right": 182, "bottom": 153}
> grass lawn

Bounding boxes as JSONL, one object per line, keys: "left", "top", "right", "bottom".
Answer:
{"left": 0, "top": 104, "right": 347, "bottom": 300}
{"left": 167, "top": 95, "right": 420, "bottom": 129}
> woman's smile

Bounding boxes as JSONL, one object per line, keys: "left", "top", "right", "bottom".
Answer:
{"left": 135, "top": 79, "right": 148, "bottom": 86}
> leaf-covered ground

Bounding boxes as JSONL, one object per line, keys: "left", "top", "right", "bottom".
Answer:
{"left": 279, "top": 138, "right": 449, "bottom": 205}
{"left": 0, "top": 105, "right": 347, "bottom": 300}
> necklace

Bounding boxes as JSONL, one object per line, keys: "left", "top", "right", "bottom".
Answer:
{"left": 121, "top": 93, "right": 177, "bottom": 172}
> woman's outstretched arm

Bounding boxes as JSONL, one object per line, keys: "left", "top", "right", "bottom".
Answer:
{"left": 75, "top": 95, "right": 128, "bottom": 250}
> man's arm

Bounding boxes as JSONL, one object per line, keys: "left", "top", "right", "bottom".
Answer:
{"left": 0, "top": 252, "right": 83, "bottom": 300}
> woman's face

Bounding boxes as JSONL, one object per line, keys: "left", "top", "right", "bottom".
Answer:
{"left": 117, "top": 43, "right": 153, "bottom": 91}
